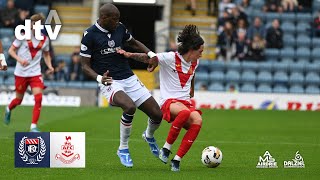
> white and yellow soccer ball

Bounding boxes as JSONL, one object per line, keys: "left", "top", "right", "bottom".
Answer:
{"left": 201, "top": 146, "right": 223, "bottom": 168}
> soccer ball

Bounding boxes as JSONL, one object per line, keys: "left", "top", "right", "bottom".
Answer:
{"left": 201, "top": 146, "right": 223, "bottom": 168}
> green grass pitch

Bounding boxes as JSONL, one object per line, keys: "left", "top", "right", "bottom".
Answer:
{"left": 0, "top": 106, "right": 319, "bottom": 179}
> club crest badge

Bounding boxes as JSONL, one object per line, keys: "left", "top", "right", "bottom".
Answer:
{"left": 108, "top": 40, "right": 115, "bottom": 47}
{"left": 18, "top": 136, "right": 46, "bottom": 165}
{"left": 55, "top": 136, "right": 80, "bottom": 164}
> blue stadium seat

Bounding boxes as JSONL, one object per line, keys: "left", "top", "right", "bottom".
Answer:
{"left": 296, "top": 35, "right": 311, "bottom": 48}
{"left": 283, "top": 34, "right": 296, "bottom": 48}
{"left": 305, "top": 62, "right": 320, "bottom": 73}
{"left": 258, "top": 61, "right": 273, "bottom": 72}
{"left": 208, "top": 83, "right": 224, "bottom": 92}
{"left": 209, "top": 60, "right": 224, "bottom": 72}
{"left": 281, "top": 13, "right": 296, "bottom": 22}
{"left": 6, "top": 67, "right": 15, "bottom": 75}
{"left": 289, "top": 61, "right": 305, "bottom": 73}
{"left": 305, "top": 85, "right": 320, "bottom": 94}
{"left": 241, "top": 61, "right": 258, "bottom": 72}
{"left": 256, "top": 71, "right": 272, "bottom": 83}
{"left": 56, "top": 54, "right": 72, "bottom": 65}
{"left": 257, "top": 84, "right": 272, "bottom": 93}
{"left": 0, "top": 77, "right": 3, "bottom": 85}
{"left": 305, "top": 72, "right": 320, "bottom": 85}
{"left": 280, "top": 47, "right": 295, "bottom": 59}
{"left": 67, "top": 81, "right": 83, "bottom": 88}
{"left": 280, "top": 58, "right": 294, "bottom": 63}
{"left": 312, "top": 38, "right": 320, "bottom": 48}
{"left": 4, "top": 76, "right": 15, "bottom": 85}
{"left": 265, "top": 13, "right": 281, "bottom": 22}
{"left": 313, "top": 0, "right": 320, "bottom": 11}
{"left": 281, "top": 22, "right": 296, "bottom": 34}
{"left": 225, "top": 61, "right": 241, "bottom": 71}
{"left": 265, "top": 49, "right": 280, "bottom": 59}
{"left": 209, "top": 71, "right": 224, "bottom": 82}
{"left": 273, "top": 85, "right": 288, "bottom": 93}
{"left": 311, "top": 48, "right": 320, "bottom": 60}
{"left": 273, "top": 71, "right": 289, "bottom": 83}
{"left": 0, "top": 0, "right": 7, "bottom": 8}
{"left": 240, "top": 83, "right": 256, "bottom": 92}
{"left": 289, "top": 72, "right": 304, "bottom": 84}
{"left": 296, "top": 47, "right": 311, "bottom": 59}
{"left": 251, "top": 0, "right": 265, "bottom": 9}
{"left": 47, "top": 81, "right": 68, "bottom": 88}
{"left": 289, "top": 85, "right": 304, "bottom": 94}
{"left": 196, "top": 60, "right": 210, "bottom": 73}
{"left": 273, "top": 61, "right": 289, "bottom": 72}
{"left": 0, "top": 28, "right": 14, "bottom": 38}
{"left": 195, "top": 72, "right": 209, "bottom": 82}
{"left": 296, "top": 13, "right": 312, "bottom": 23}
{"left": 241, "top": 70, "right": 256, "bottom": 83}
{"left": 225, "top": 70, "right": 240, "bottom": 82}
{"left": 34, "top": 5, "right": 50, "bottom": 15}
{"left": 296, "top": 23, "right": 310, "bottom": 34}
{"left": 82, "top": 81, "right": 98, "bottom": 89}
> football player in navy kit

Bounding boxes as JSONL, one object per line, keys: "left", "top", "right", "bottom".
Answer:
{"left": 80, "top": 3, "right": 162, "bottom": 168}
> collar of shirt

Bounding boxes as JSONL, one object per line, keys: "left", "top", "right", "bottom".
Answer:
{"left": 95, "top": 21, "right": 109, "bottom": 33}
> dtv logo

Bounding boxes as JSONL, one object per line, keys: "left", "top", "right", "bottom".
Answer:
{"left": 15, "top": 10, "right": 62, "bottom": 40}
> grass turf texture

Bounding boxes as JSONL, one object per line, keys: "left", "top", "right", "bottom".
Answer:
{"left": 0, "top": 106, "right": 319, "bottom": 179}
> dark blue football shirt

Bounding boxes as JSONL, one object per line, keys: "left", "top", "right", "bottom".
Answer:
{"left": 80, "top": 22, "right": 134, "bottom": 80}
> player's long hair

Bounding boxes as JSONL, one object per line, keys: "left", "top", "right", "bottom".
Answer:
{"left": 177, "top": 25, "right": 204, "bottom": 55}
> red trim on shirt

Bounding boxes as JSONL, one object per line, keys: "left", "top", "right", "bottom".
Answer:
{"left": 174, "top": 52, "right": 197, "bottom": 88}
{"left": 27, "top": 36, "right": 47, "bottom": 59}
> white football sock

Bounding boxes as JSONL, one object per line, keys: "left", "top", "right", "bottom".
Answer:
{"left": 145, "top": 118, "right": 161, "bottom": 138}
{"left": 163, "top": 141, "right": 172, "bottom": 150}
{"left": 173, "top": 155, "right": 182, "bottom": 161}
{"left": 30, "top": 123, "right": 37, "bottom": 129}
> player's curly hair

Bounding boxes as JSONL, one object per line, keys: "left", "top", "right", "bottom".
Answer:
{"left": 177, "top": 25, "right": 204, "bottom": 55}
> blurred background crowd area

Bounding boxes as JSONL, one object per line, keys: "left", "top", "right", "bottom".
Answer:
{"left": 0, "top": 0, "right": 320, "bottom": 94}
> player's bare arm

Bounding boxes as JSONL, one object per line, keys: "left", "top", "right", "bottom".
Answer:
{"left": 0, "top": 40, "right": 8, "bottom": 71}
{"left": 43, "top": 51, "right": 54, "bottom": 74}
{"left": 117, "top": 49, "right": 148, "bottom": 63}
{"left": 8, "top": 45, "right": 29, "bottom": 67}
{"left": 81, "top": 56, "right": 112, "bottom": 85}
{"left": 190, "top": 76, "right": 195, "bottom": 98}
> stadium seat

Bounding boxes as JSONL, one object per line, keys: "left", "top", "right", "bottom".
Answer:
{"left": 225, "top": 70, "right": 240, "bottom": 82}
{"left": 289, "top": 85, "right": 304, "bottom": 94}
{"left": 6, "top": 67, "right": 15, "bottom": 75}
{"left": 296, "top": 23, "right": 310, "bottom": 34}
{"left": 251, "top": 0, "right": 265, "bottom": 9}
{"left": 0, "top": 28, "right": 14, "bottom": 38}
{"left": 208, "top": 83, "right": 224, "bottom": 92}
{"left": 280, "top": 58, "right": 294, "bottom": 63}
{"left": 209, "top": 71, "right": 224, "bottom": 82}
{"left": 241, "top": 61, "right": 258, "bottom": 72}
{"left": 256, "top": 71, "right": 272, "bottom": 83}
{"left": 195, "top": 72, "right": 209, "bottom": 82}
{"left": 296, "top": 13, "right": 312, "bottom": 23}
{"left": 197, "top": 60, "right": 210, "bottom": 73}
{"left": 305, "top": 72, "right": 320, "bottom": 85}
{"left": 4, "top": 76, "right": 15, "bottom": 85}
{"left": 273, "top": 85, "right": 288, "bottom": 93}
{"left": 56, "top": 54, "right": 72, "bottom": 65}
{"left": 296, "top": 35, "right": 311, "bottom": 48}
{"left": 240, "top": 83, "right": 256, "bottom": 93}
{"left": 283, "top": 34, "right": 296, "bottom": 48}
{"left": 258, "top": 61, "right": 273, "bottom": 72}
{"left": 0, "top": 77, "right": 3, "bottom": 85}
{"left": 209, "top": 60, "right": 224, "bottom": 72}
{"left": 265, "top": 49, "right": 280, "bottom": 59}
{"left": 273, "top": 61, "right": 289, "bottom": 72}
{"left": 313, "top": 0, "right": 320, "bottom": 11}
{"left": 34, "top": 5, "right": 50, "bottom": 15}
{"left": 280, "top": 47, "right": 295, "bottom": 59}
{"left": 47, "top": 81, "right": 68, "bottom": 88}
{"left": 289, "top": 61, "right": 305, "bottom": 73}
{"left": 281, "top": 13, "right": 296, "bottom": 22}
{"left": 265, "top": 13, "right": 281, "bottom": 22}
{"left": 241, "top": 70, "right": 256, "bottom": 83}
{"left": 296, "top": 47, "right": 311, "bottom": 59}
{"left": 281, "top": 22, "right": 296, "bottom": 34}
{"left": 273, "top": 71, "right": 289, "bottom": 83}
{"left": 257, "top": 84, "right": 272, "bottom": 93}
{"left": 312, "top": 38, "right": 320, "bottom": 48}
{"left": 225, "top": 61, "right": 241, "bottom": 71}
{"left": 305, "top": 62, "right": 320, "bottom": 73}
{"left": 289, "top": 72, "right": 304, "bottom": 84}
{"left": 0, "top": 0, "right": 7, "bottom": 8}
{"left": 311, "top": 48, "right": 320, "bottom": 60}
{"left": 305, "top": 85, "right": 320, "bottom": 94}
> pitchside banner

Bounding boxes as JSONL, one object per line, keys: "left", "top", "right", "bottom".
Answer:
{"left": 152, "top": 90, "right": 320, "bottom": 111}
{"left": 15, "top": 132, "right": 85, "bottom": 168}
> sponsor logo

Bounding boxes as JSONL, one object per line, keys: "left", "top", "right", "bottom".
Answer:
{"left": 260, "top": 100, "right": 278, "bottom": 110}
{"left": 55, "top": 136, "right": 80, "bottom": 164}
{"left": 256, "top": 150, "right": 278, "bottom": 168}
{"left": 284, "top": 151, "right": 305, "bottom": 168}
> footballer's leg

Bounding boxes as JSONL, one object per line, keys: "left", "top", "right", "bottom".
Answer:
{"left": 171, "top": 111, "right": 202, "bottom": 172}
{"left": 30, "top": 87, "right": 43, "bottom": 132}
{"left": 159, "top": 102, "right": 190, "bottom": 164}
{"left": 112, "top": 91, "right": 136, "bottom": 168}
{"left": 138, "top": 96, "right": 163, "bottom": 157}
{"left": 4, "top": 76, "right": 27, "bottom": 125}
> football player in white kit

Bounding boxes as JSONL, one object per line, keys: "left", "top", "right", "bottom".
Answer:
{"left": 0, "top": 40, "right": 8, "bottom": 71}
{"left": 4, "top": 14, "right": 54, "bottom": 132}
{"left": 117, "top": 25, "right": 204, "bottom": 171}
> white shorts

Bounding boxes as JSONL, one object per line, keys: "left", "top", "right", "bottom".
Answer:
{"left": 99, "top": 75, "right": 151, "bottom": 107}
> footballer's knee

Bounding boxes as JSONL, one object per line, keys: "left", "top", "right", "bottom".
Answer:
{"left": 190, "top": 112, "right": 202, "bottom": 126}
{"left": 150, "top": 109, "right": 163, "bottom": 123}
{"left": 124, "top": 104, "right": 136, "bottom": 115}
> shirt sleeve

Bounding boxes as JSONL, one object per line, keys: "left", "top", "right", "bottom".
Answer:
{"left": 156, "top": 52, "right": 175, "bottom": 67}
{"left": 120, "top": 23, "right": 133, "bottom": 42}
{"left": 80, "top": 30, "right": 93, "bottom": 58}
{"left": 43, "top": 38, "right": 50, "bottom": 52}
{"left": 12, "top": 39, "right": 22, "bottom": 48}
